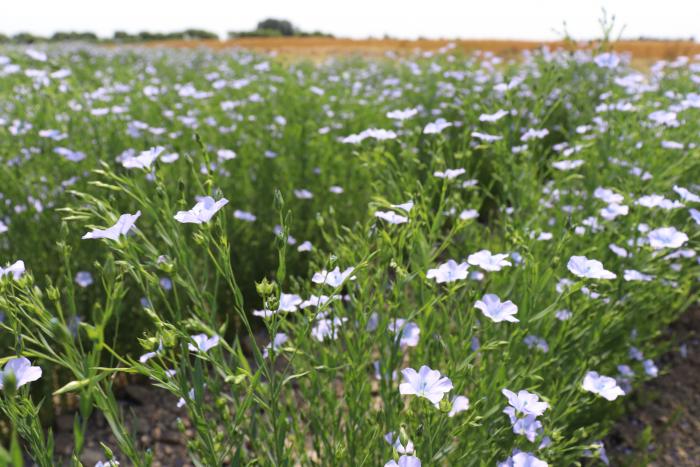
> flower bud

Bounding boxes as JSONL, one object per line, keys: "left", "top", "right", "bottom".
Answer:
{"left": 193, "top": 232, "right": 206, "bottom": 246}
{"left": 138, "top": 336, "right": 159, "bottom": 351}
{"left": 399, "top": 425, "right": 410, "bottom": 447}
{"left": 100, "top": 442, "right": 115, "bottom": 460}
{"left": 438, "top": 397, "right": 452, "bottom": 413}
{"left": 156, "top": 255, "right": 175, "bottom": 274}
{"left": 255, "top": 278, "right": 276, "bottom": 297}
{"left": 176, "top": 417, "right": 186, "bottom": 433}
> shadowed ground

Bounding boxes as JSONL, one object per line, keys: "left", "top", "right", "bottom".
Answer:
{"left": 608, "top": 307, "right": 700, "bottom": 466}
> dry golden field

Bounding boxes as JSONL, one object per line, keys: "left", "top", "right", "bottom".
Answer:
{"left": 134, "top": 36, "right": 700, "bottom": 60}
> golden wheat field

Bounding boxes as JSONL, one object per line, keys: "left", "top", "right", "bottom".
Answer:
{"left": 133, "top": 37, "right": 700, "bottom": 60}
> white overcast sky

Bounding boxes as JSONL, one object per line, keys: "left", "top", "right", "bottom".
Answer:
{"left": 2, "top": 0, "right": 698, "bottom": 41}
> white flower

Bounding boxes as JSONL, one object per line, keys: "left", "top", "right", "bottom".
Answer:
{"left": 608, "top": 244, "right": 628, "bottom": 258}
{"left": 95, "top": 460, "right": 120, "bottom": 467}
{"left": 263, "top": 333, "right": 289, "bottom": 358}
{"left": 618, "top": 364, "right": 634, "bottom": 378}
{"left": 391, "top": 200, "right": 414, "bottom": 212}
{"left": 479, "top": 109, "right": 508, "bottom": 122}
{"left": 121, "top": 146, "right": 164, "bottom": 169}
{"left": 467, "top": 249, "right": 512, "bottom": 272}
{"left": 567, "top": 256, "right": 616, "bottom": 280}
{"left": 161, "top": 152, "right": 179, "bottom": 163}
{"left": 75, "top": 271, "right": 94, "bottom": 287}
{"left": 524, "top": 335, "right": 549, "bottom": 352}
{"left": 600, "top": 203, "right": 629, "bottom": 220}
{"left": 594, "top": 52, "right": 620, "bottom": 68}
{"left": 673, "top": 185, "right": 700, "bottom": 203}
{"left": 504, "top": 408, "right": 543, "bottom": 442}
{"left": 233, "top": 210, "right": 256, "bottom": 222}
{"left": 386, "top": 108, "right": 418, "bottom": 120}
{"left": 278, "top": 293, "right": 302, "bottom": 312}
{"left": 690, "top": 208, "right": 700, "bottom": 225}
{"left": 433, "top": 168, "right": 465, "bottom": 179}
{"left": 502, "top": 389, "right": 549, "bottom": 417}
{"left": 498, "top": 452, "right": 548, "bottom": 467}
{"left": 82, "top": 211, "right": 141, "bottom": 241}
{"left": 0, "top": 260, "right": 25, "bottom": 280}
{"left": 661, "top": 140, "right": 683, "bottom": 149}
{"left": 426, "top": 260, "right": 469, "bottom": 283}
{"left": 375, "top": 210, "right": 408, "bottom": 224}
{"left": 311, "top": 266, "right": 355, "bottom": 287}
{"left": 297, "top": 241, "right": 312, "bottom": 252}
{"left": 521, "top": 128, "right": 549, "bottom": 141}
{"left": 636, "top": 194, "right": 683, "bottom": 210}
{"left": 399, "top": 365, "right": 453, "bottom": 404}
{"left": 555, "top": 309, "right": 572, "bottom": 321}
{"left": 174, "top": 197, "right": 228, "bottom": 224}
{"left": 293, "top": 189, "right": 313, "bottom": 199}
{"left": 423, "top": 118, "right": 452, "bottom": 134}
{"left": 474, "top": 294, "right": 519, "bottom": 323}
{"left": 594, "top": 187, "right": 624, "bottom": 204}
{"left": 582, "top": 371, "right": 625, "bottom": 401}
{"left": 384, "top": 432, "right": 414, "bottom": 454}
{"left": 361, "top": 128, "right": 398, "bottom": 141}
{"left": 623, "top": 269, "right": 654, "bottom": 282}
{"left": 252, "top": 309, "right": 276, "bottom": 319}
{"left": 384, "top": 455, "right": 421, "bottom": 467}
{"left": 647, "top": 227, "right": 688, "bottom": 249}
{"left": 342, "top": 128, "right": 397, "bottom": 143}
{"left": 26, "top": 49, "right": 48, "bottom": 61}
{"left": 216, "top": 149, "right": 237, "bottom": 160}
{"left": 552, "top": 159, "right": 584, "bottom": 171}
{"left": 388, "top": 319, "right": 420, "bottom": 347}
{"left": 299, "top": 294, "right": 333, "bottom": 309}
{"left": 139, "top": 341, "right": 164, "bottom": 363}
{"left": 649, "top": 110, "right": 678, "bottom": 126}
{"left": 459, "top": 209, "right": 479, "bottom": 220}
{"left": 472, "top": 131, "right": 503, "bottom": 142}
{"left": 643, "top": 359, "right": 658, "bottom": 378}
{"left": 447, "top": 395, "right": 470, "bottom": 417}
{"left": 311, "top": 316, "right": 347, "bottom": 341}
{"left": 188, "top": 334, "right": 220, "bottom": 352}
{"left": 0, "top": 357, "right": 42, "bottom": 390}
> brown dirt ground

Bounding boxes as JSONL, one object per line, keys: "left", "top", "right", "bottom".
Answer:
{"left": 52, "top": 383, "right": 191, "bottom": 466}
{"left": 122, "top": 37, "right": 700, "bottom": 61}
{"left": 606, "top": 307, "right": 700, "bottom": 466}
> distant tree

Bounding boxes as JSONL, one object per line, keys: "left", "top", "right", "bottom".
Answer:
{"left": 50, "top": 31, "right": 98, "bottom": 42}
{"left": 137, "top": 31, "right": 166, "bottom": 41}
{"left": 113, "top": 31, "right": 131, "bottom": 41}
{"left": 228, "top": 19, "right": 332, "bottom": 39}
{"left": 183, "top": 29, "right": 219, "bottom": 40}
{"left": 0, "top": 33, "right": 9, "bottom": 43}
{"left": 12, "top": 32, "right": 43, "bottom": 44}
{"left": 256, "top": 18, "right": 295, "bottom": 36}
{"left": 228, "top": 29, "right": 282, "bottom": 39}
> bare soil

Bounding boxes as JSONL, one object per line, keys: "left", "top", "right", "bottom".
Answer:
{"left": 52, "top": 384, "right": 191, "bottom": 466}
{"left": 606, "top": 307, "right": 700, "bottom": 466}
{"left": 118, "top": 37, "right": 700, "bottom": 61}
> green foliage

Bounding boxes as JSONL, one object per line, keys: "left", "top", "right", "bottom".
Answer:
{"left": 0, "top": 41, "right": 697, "bottom": 466}
{"left": 257, "top": 18, "right": 295, "bottom": 37}
{"left": 228, "top": 17, "right": 333, "bottom": 39}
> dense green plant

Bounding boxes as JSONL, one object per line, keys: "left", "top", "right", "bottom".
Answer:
{"left": 0, "top": 41, "right": 698, "bottom": 466}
